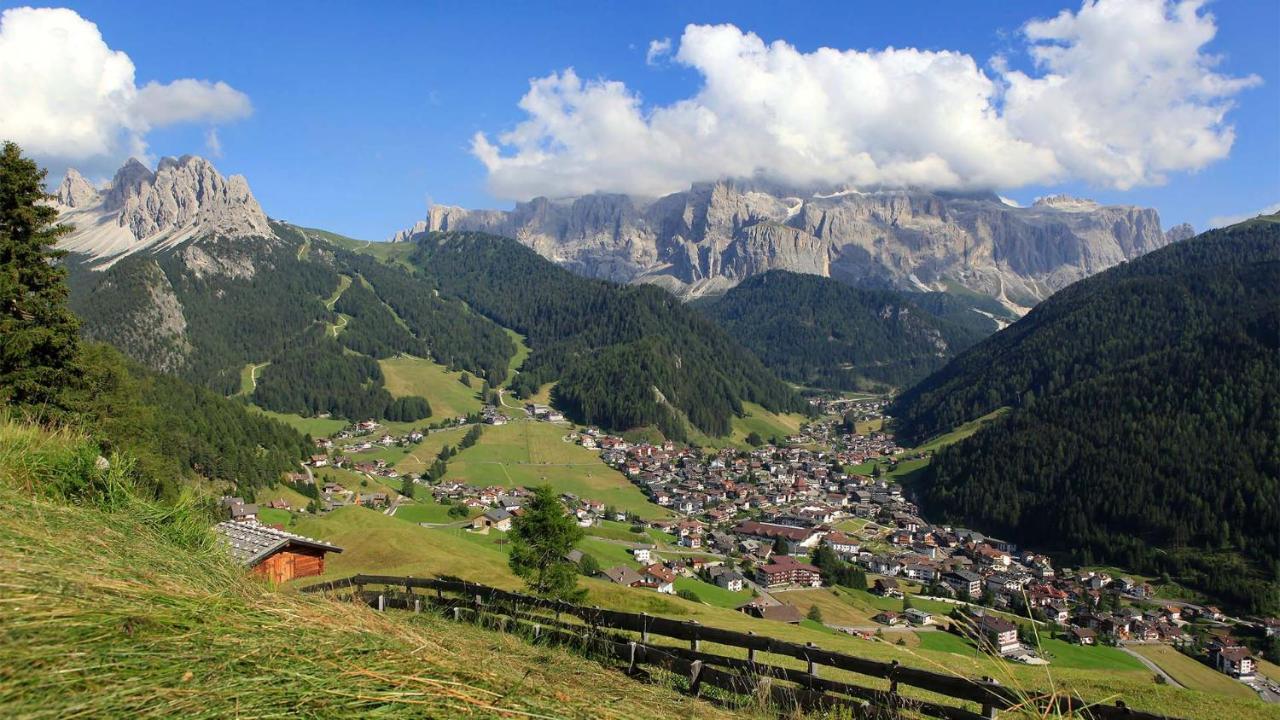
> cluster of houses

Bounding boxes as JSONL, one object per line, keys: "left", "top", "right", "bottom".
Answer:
{"left": 524, "top": 403, "right": 565, "bottom": 423}
{"left": 425, "top": 482, "right": 627, "bottom": 533}
{"left": 563, "top": 423, "right": 1280, "bottom": 675}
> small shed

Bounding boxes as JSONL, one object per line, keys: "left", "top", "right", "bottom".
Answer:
{"left": 214, "top": 521, "right": 342, "bottom": 584}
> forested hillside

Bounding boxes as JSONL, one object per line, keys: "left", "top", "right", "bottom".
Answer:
{"left": 67, "top": 223, "right": 516, "bottom": 423}
{"left": 406, "top": 232, "right": 804, "bottom": 439}
{"left": 891, "top": 219, "right": 1280, "bottom": 612}
{"left": 699, "top": 271, "right": 996, "bottom": 390}
{"left": 1, "top": 142, "right": 308, "bottom": 501}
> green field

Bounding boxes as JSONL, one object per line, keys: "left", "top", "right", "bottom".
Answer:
{"left": 441, "top": 422, "right": 669, "bottom": 519}
{"left": 392, "top": 501, "right": 479, "bottom": 524}
{"left": 394, "top": 425, "right": 472, "bottom": 475}
{"left": 1130, "top": 645, "right": 1260, "bottom": 698}
{"left": 912, "top": 407, "right": 1010, "bottom": 454}
{"left": 917, "top": 630, "right": 980, "bottom": 655}
{"left": 504, "top": 329, "right": 530, "bottom": 378}
{"left": 257, "top": 507, "right": 292, "bottom": 527}
{"left": 1035, "top": 638, "right": 1146, "bottom": 671}
{"left": 246, "top": 405, "right": 348, "bottom": 438}
{"left": 379, "top": 355, "right": 484, "bottom": 420}
{"left": 673, "top": 576, "right": 752, "bottom": 609}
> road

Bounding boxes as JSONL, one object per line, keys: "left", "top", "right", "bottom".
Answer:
{"left": 1117, "top": 645, "right": 1185, "bottom": 689}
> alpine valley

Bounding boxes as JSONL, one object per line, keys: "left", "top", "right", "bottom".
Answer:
{"left": 19, "top": 152, "right": 1280, "bottom": 720}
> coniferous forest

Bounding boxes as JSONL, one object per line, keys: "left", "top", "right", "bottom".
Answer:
{"left": 891, "top": 220, "right": 1280, "bottom": 612}
{"left": 698, "top": 270, "right": 996, "bottom": 390}
{"left": 407, "top": 231, "right": 804, "bottom": 439}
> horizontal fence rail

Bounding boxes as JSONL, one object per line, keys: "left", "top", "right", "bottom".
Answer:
{"left": 301, "top": 574, "right": 1183, "bottom": 720}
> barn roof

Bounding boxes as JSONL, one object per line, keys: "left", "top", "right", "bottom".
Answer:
{"left": 214, "top": 521, "right": 343, "bottom": 568}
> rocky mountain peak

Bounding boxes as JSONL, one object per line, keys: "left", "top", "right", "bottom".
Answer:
{"left": 55, "top": 168, "right": 98, "bottom": 209}
{"left": 56, "top": 155, "right": 273, "bottom": 268}
{"left": 103, "top": 157, "right": 156, "bottom": 212}
{"left": 1032, "top": 194, "right": 1101, "bottom": 211}
{"left": 1164, "top": 223, "right": 1196, "bottom": 243}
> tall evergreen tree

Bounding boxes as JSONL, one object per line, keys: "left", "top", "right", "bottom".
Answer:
{"left": 0, "top": 142, "right": 80, "bottom": 409}
{"left": 507, "top": 485, "right": 585, "bottom": 600}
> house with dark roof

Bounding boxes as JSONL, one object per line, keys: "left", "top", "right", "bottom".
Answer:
{"left": 600, "top": 566, "right": 645, "bottom": 587}
{"left": 214, "top": 521, "right": 342, "bottom": 584}
{"left": 737, "top": 598, "right": 803, "bottom": 624}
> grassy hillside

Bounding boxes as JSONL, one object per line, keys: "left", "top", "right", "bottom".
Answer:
{"left": 0, "top": 420, "right": 733, "bottom": 720}
{"left": 289, "top": 505, "right": 1278, "bottom": 720}
{"left": 378, "top": 354, "right": 485, "bottom": 419}
{"left": 439, "top": 422, "right": 668, "bottom": 519}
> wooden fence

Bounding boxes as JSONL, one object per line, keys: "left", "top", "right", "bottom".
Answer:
{"left": 300, "top": 574, "right": 1182, "bottom": 720}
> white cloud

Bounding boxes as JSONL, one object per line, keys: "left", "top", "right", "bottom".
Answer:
{"left": 135, "top": 79, "right": 251, "bottom": 127}
{"left": 1207, "top": 201, "right": 1280, "bottom": 228}
{"left": 646, "top": 37, "right": 672, "bottom": 66}
{"left": 205, "top": 128, "right": 223, "bottom": 158}
{"left": 0, "top": 7, "right": 251, "bottom": 178}
{"left": 475, "top": 0, "right": 1259, "bottom": 201}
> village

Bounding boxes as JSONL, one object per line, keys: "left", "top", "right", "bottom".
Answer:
{"left": 217, "top": 399, "right": 1279, "bottom": 700}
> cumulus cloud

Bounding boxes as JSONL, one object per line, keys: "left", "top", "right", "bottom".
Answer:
{"left": 0, "top": 7, "right": 251, "bottom": 178}
{"left": 475, "top": 0, "right": 1259, "bottom": 200}
{"left": 646, "top": 37, "right": 672, "bottom": 66}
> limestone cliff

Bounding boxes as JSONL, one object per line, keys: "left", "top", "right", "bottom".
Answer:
{"left": 401, "top": 182, "right": 1179, "bottom": 308}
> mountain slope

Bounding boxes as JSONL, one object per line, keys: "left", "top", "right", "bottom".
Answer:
{"left": 698, "top": 270, "right": 999, "bottom": 390}
{"left": 404, "top": 231, "right": 804, "bottom": 439}
{"left": 406, "top": 182, "right": 1178, "bottom": 306}
{"left": 61, "top": 157, "right": 515, "bottom": 421}
{"left": 890, "top": 219, "right": 1280, "bottom": 612}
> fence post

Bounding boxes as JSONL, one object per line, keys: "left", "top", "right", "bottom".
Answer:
{"left": 628, "top": 641, "right": 638, "bottom": 675}
{"left": 689, "top": 660, "right": 704, "bottom": 696}
{"left": 747, "top": 631, "right": 756, "bottom": 664}
{"left": 414, "top": 598, "right": 421, "bottom": 614}
{"left": 689, "top": 620, "right": 700, "bottom": 652}
{"left": 887, "top": 660, "right": 900, "bottom": 695}
{"left": 640, "top": 612, "right": 650, "bottom": 643}
{"left": 805, "top": 641, "right": 819, "bottom": 679}
{"left": 981, "top": 677, "right": 1000, "bottom": 719}
{"left": 377, "top": 594, "right": 385, "bottom": 612}
{"left": 453, "top": 606, "right": 462, "bottom": 622}
{"left": 534, "top": 624, "right": 541, "bottom": 642}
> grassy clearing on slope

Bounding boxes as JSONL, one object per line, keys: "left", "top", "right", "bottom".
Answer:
{"left": 0, "top": 421, "right": 735, "bottom": 720}
{"left": 912, "top": 407, "right": 1011, "bottom": 454}
{"left": 442, "top": 422, "right": 668, "bottom": 519}
{"left": 1130, "top": 645, "right": 1259, "bottom": 699}
{"left": 504, "top": 328, "right": 530, "bottom": 378}
{"left": 246, "top": 405, "right": 348, "bottom": 438}
{"left": 379, "top": 355, "right": 484, "bottom": 420}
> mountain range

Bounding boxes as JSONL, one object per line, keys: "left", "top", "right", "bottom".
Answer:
{"left": 397, "top": 181, "right": 1195, "bottom": 309}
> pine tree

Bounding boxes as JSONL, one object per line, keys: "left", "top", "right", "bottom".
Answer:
{"left": 508, "top": 485, "right": 585, "bottom": 600}
{"left": 0, "top": 142, "right": 80, "bottom": 409}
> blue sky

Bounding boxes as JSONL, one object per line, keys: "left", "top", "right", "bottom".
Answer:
{"left": 2, "top": 0, "right": 1277, "bottom": 239}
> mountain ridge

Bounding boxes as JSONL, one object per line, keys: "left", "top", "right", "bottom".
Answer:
{"left": 397, "top": 181, "right": 1183, "bottom": 309}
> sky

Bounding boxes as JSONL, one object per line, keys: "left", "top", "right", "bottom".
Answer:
{"left": 0, "top": 0, "right": 1276, "bottom": 239}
